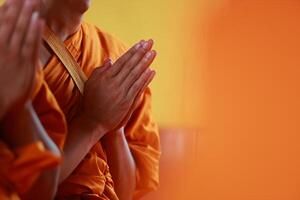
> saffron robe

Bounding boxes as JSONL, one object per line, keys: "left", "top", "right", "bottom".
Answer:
{"left": 43, "top": 22, "right": 161, "bottom": 200}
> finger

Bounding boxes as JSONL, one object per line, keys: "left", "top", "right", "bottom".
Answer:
{"left": 32, "top": 19, "right": 44, "bottom": 65}
{"left": 126, "top": 69, "right": 156, "bottom": 104}
{"left": 106, "top": 40, "right": 144, "bottom": 76}
{"left": 121, "top": 71, "right": 155, "bottom": 127}
{"left": 21, "top": 11, "right": 39, "bottom": 61}
{"left": 91, "top": 59, "right": 112, "bottom": 79}
{"left": 0, "top": 3, "right": 9, "bottom": 47}
{"left": 122, "top": 50, "right": 156, "bottom": 91}
{"left": 0, "top": 4, "right": 5, "bottom": 25}
{"left": 29, "top": 0, "right": 42, "bottom": 9}
{"left": 115, "top": 39, "right": 154, "bottom": 84}
{"left": 10, "top": 0, "right": 35, "bottom": 53}
{"left": 133, "top": 71, "right": 155, "bottom": 107}
{"left": 0, "top": 0, "right": 23, "bottom": 46}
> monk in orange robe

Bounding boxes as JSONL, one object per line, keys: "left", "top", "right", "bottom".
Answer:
{"left": 0, "top": 0, "right": 62, "bottom": 199}
{"left": 38, "top": 0, "right": 161, "bottom": 199}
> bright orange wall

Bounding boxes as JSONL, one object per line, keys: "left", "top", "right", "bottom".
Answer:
{"left": 87, "top": 1, "right": 300, "bottom": 199}
{"left": 196, "top": 0, "right": 300, "bottom": 199}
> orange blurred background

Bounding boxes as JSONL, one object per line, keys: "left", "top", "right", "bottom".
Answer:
{"left": 1, "top": 0, "right": 300, "bottom": 199}
{"left": 86, "top": 0, "right": 300, "bottom": 199}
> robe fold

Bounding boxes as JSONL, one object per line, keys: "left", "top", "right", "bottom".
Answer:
{"left": 0, "top": 141, "right": 61, "bottom": 199}
{"left": 42, "top": 22, "right": 160, "bottom": 200}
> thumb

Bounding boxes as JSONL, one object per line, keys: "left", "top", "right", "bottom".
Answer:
{"left": 93, "top": 58, "right": 112, "bottom": 76}
{"left": 101, "top": 58, "right": 113, "bottom": 72}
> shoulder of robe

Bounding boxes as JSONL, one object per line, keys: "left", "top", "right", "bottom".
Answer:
{"left": 79, "top": 22, "right": 129, "bottom": 76}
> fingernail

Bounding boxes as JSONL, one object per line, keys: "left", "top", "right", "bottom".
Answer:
{"left": 150, "top": 69, "right": 156, "bottom": 77}
{"left": 148, "top": 39, "right": 154, "bottom": 45}
{"left": 32, "top": 11, "right": 39, "bottom": 20}
{"left": 135, "top": 42, "right": 141, "bottom": 50}
{"left": 142, "top": 41, "right": 149, "bottom": 49}
{"left": 145, "top": 51, "right": 154, "bottom": 59}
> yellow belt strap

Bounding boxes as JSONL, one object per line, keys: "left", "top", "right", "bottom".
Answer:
{"left": 42, "top": 26, "right": 87, "bottom": 95}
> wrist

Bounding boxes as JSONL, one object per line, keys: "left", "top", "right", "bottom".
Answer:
{"left": 73, "top": 112, "right": 109, "bottom": 140}
{"left": 102, "top": 128, "right": 125, "bottom": 144}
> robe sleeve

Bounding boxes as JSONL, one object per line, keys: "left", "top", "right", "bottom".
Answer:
{"left": 0, "top": 140, "right": 61, "bottom": 195}
{"left": 125, "top": 87, "right": 161, "bottom": 199}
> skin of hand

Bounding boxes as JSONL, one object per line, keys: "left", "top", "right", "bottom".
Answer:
{"left": 60, "top": 40, "right": 157, "bottom": 182}
{"left": 0, "top": 2, "right": 60, "bottom": 199}
{"left": 81, "top": 39, "right": 156, "bottom": 136}
{"left": 0, "top": 0, "right": 43, "bottom": 120}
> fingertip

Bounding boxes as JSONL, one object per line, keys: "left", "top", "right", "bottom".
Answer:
{"left": 150, "top": 69, "right": 156, "bottom": 78}
{"left": 152, "top": 50, "right": 157, "bottom": 57}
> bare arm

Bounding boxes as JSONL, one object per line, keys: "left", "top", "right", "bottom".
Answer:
{"left": 58, "top": 113, "right": 106, "bottom": 182}
{"left": 102, "top": 128, "right": 136, "bottom": 200}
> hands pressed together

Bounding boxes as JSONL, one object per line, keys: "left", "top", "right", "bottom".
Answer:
{"left": 82, "top": 39, "right": 156, "bottom": 134}
{"left": 0, "top": 0, "right": 43, "bottom": 118}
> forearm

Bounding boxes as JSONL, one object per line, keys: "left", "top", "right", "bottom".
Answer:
{"left": 102, "top": 128, "right": 136, "bottom": 200}
{"left": 59, "top": 114, "right": 107, "bottom": 183}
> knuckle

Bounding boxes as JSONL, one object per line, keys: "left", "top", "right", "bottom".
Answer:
{"left": 127, "top": 71, "right": 136, "bottom": 80}
{"left": 131, "top": 83, "right": 139, "bottom": 92}
{"left": 21, "top": 49, "right": 30, "bottom": 59}
{"left": 137, "top": 47, "right": 147, "bottom": 55}
{"left": 129, "top": 48, "right": 137, "bottom": 57}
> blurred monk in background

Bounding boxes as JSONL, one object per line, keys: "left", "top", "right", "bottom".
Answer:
{"left": 0, "top": 0, "right": 61, "bottom": 199}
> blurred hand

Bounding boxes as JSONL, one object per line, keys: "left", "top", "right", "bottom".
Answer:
{"left": 81, "top": 39, "right": 156, "bottom": 134}
{"left": 0, "top": 0, "right": 43, "bottom": 119}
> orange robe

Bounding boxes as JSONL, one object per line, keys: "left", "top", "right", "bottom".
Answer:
{"left": 42, "top": 22, "right": 161, "bottom": 200}
{"left": 0, "top": 140, "right": 61, "bottom": 200}
{"left": 0, "top": 65, "right": 67, "bottom": 199}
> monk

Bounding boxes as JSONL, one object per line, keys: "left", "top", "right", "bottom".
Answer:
{"left": 38, "top": 0, "right": 161, "bottom": 199}
{"left": 0, "top": 0, "right": 62, "bottom": 199}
